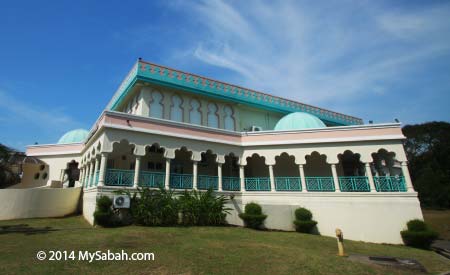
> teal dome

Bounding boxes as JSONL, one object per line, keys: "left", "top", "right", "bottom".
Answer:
{"left": 57, "top": 129, "right": 89, "bottom": 144}
{"left": 274, "top": 112, "right": 326, "bottom": 131}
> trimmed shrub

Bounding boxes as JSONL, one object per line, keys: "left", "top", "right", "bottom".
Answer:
{"left": 401, "top": 219, "right": 438, "bottom": 249}
{"left": 401, "top": 230, "right": 438, "bottom": 249}
{"left": 293, "top": 207, "right": 317, "bottom": 233}
{"left": 406, "top": 219, "right": 427, "bottom": 232}
{"left": 93, "top": 196, "right": 114, "bottom": 227}
{"left": 239, "top": 202, "right": 267, "bottom": 229}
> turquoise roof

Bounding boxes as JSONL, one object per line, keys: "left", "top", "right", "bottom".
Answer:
{"left": 57, "top": 129, "right": 89, "bottom": 144}
{"left": 274, "top": 112, "right": 326, "bottom": 131}
{"left": 105, "top": 60, "right": 363, "bottom": 126}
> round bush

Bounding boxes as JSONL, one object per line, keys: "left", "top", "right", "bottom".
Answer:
{"left": 401, "top": 230, "right": 438, "bottom": 249}
{"left": 406, "top": 219, "right": 427, "bottom": 232}
{"left": 294, "top": 220, "right": 317, "bottom": 233}
{"left": 238, "top": 213, "right": 267, "bottom": 229}
{"left": 244, "top": 203, "right": 263, "bottom": 215}
{"left": 97, "top": 196, "right": 113, "bottom": 212}
{"left": 295, "top": 207, "right": 313, "bottom": 221}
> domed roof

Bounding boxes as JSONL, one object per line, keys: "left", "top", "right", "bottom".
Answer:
{"left": 274, "top": 112, "right": 326, "bottom": 131}
{"left": 57, "top": 129, "right": 89, "bottom": 144}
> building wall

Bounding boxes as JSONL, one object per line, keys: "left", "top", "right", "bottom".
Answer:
{"left": 117, "top": 85, "right": 285, "bottom": 131}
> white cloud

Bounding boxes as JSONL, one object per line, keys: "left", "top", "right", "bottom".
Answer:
{"left": 173, "top": 0, "right": 450, "bottom": 109}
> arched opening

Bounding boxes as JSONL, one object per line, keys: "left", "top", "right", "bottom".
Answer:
{"left": 105, "top": 140, "right": 136, "bottom": 187}
{"left": 222, "top": 153, "right": 240, "bottom": 191}
{"left": 170, "top": 94, "right": 183, "bottom": 122}
{"left": 304, "top": 152, "right": 334, "bottom": 191}
{"left": 197, "top": 150, "right": 218, "bottom": 190}
{"left": 273, "top": 153, "right": 301, "bottom": 191}
{"left": 149, "top": 91, "right": 164, "bottom": 119}
{"left": 140, "top": 143, "right": 166, "bottom": 188}
{"left": 223, "top": 105, "right": 235, "bottom": 131}
{"left": 337, "top": 150, "right": 369, "bottom": 192}
{"left": 244, "top": 154, "right": 270, "bottom": 191}
{"left": 64, "top": 160, "right": 79, "bottom": 188}
{"left": 189, "top": 99, "right": 202, "bottom": 125}
{"left": 207, "top": 103, "right": 219, "bottom": 128}
{"left": 170, "top": 147, "right": 193, "bottom": 189}
{"left": 371, "top": 149, "right": 406, "bottom": 191}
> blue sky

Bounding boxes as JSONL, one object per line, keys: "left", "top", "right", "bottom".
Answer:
{"left": 1, "top": 0, "right": 449, "bottom": 150}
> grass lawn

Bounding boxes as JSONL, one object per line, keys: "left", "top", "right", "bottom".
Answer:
{"left": 423, "top": 209, "right": 450, "bottom": 240}
{"left": 0, "top": 216, "right": 449, "bottom": 275}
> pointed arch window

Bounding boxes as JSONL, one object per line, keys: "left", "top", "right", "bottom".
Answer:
{"left": 224, "top": 105, "right": 235, "bottom": 131}
{"left": 207, "top": 103, "right": 219, "bottom": 128}
{"left": 170, "top": 95, "right": 183, "bottom": 122}
{"left": 149, "top": 91, "right": 163, "bottom": 119}
{"left": 189, "top": 99, "right": 202, "bottom": 125}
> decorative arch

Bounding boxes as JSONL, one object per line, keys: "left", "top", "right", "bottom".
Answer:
{"left": 336, "top": 150, "right": 365, "bottom": 177}
{"left": 189, "top": 98, "right": 202, "bottom": 125}
{"left": 207, "top": 102, "right": 219, "bottom": 128}
{"left": 223, "top": 105, "right": 235, "bottom": 131}
{"left": 371, "top": 149, "right": 401, "bottom": 176}
{"left": 170, "top": 94, "right": 183, "bottom": 122}
{"left": 149, "top": 90, "right": 164, "bottom": 119}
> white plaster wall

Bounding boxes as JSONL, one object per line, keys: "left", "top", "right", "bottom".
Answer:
{"left": 36, "top": 154, "right": 81, "bottom": 185}
{"left": 0, "top": 187, "right": 81, "bottom": 220}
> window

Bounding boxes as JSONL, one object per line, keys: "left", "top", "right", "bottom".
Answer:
{"left": 170, "top": 95, "right": 183, "bottom": 122}
{"left": 224, "top": 105, "right": 235, "bottom": 131}
{"left": 34, "top": 173, "right": 40, "bottom": 180}
{"left": 189, "top": 99, "right": 202, "bottom": 125}
{"left": 207, "top": 103, "right": 219, "bottom": 128}
{"left": 149, "top": 91, "right": 164, "bottom": 119}
{"left": 42, "top": 172, "right": 48, "bottom": 180}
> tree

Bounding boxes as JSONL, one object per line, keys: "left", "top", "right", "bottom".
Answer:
{"left": 403, "top": 122, "right": 450, "bottom": 209}
{"left": 0, "top": 143, "right": 20, "bottom": 188}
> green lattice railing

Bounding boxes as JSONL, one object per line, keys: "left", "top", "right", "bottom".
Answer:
{"left": 105, "top": 169, "right": 134, "bottom": 186}
{"left": 305, "top": 177, "right": 335, "bottom": 191}
{"left": 197, "top": 175, "right": 218, "bottom": 190}
{"left": 245, "top": 177, "right": 271, "bottom": 191}
{"left": 222, "top": 177, "right": 240, "bottom": 191}
{"left": 339, "top": 176, "right": 370, "bottom": 192}
{"left": 374, "top": 176, "right": 407, "bottom": 192}
{"left": 170, "top": 173, "right": 193, "bottom": 189}
{"left": 139, "top": 171, "right": 165, "bottom": 188}
{"left": 274, "top": 177, "right": 302, "bottom": 191}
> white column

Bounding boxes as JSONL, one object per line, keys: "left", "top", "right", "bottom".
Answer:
{"left": 133, "top": 156, "right": 141, "bottom": 188}
{"left": 299, "top": 164, "right": 307, "bottom": 192}
{"left": 93, "top": 158, "right": 100, "bottom": 188}
{"left": 401, "top": 161, "right": 415, "bottom": 192}
{"left": 165, "top": 158, "right": 171, "bottom": 189}
{"left": 217, "top": 163, "right": 223, "bottom": 192}
{"left": 268, "top": 165, "right": 275, "bottom": 192}
{"left": 192, "top": 161, "right": 198, "bottom": 190}
{"left": 331, "top": 164, "right": 340, "bottom": 192}
{"left": 88, "top": 162, "right": 94, "bottom": 188}
{"left": 365, "top": 163, "right": 376, "bottom": 192}
{"left": 83, "top": 165, "right": 89, "bottom": 188}
{"left": 79, "top": 167, "right": 84, "bottom": 186}
{"left": 239, "top": 165, "right": 245, "bottom": 192}
{"left": 98, "top": 153, "right": 108, "bottom": 187}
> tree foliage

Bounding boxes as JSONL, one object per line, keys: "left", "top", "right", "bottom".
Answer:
{"left": 0, "top": 143, "right": 20, "bottom": 188}
{"left": 403, "top": 122, "right": 450, "bottom": 209}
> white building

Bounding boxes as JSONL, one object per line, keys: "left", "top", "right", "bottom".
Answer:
{"left": 24, "top": 59, "right": 422, "bottom": 244}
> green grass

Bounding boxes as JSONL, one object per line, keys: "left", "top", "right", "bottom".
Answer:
{"left": 0, "top": 216, "right": 449, "bottom": 275}
{"left": 423, "top": 209, "right": 450, "bottom": 240}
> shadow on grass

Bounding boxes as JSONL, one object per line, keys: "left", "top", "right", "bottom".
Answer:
{"left": 0, "top": 224, "right": 59, "bottom": 235}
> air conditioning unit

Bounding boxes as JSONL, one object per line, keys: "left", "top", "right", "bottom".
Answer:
{"left": 113, "top": 195, "right": 130, "bottom": 209}
{"left": 250, "top": 125, "right": 263, "bottom": 132}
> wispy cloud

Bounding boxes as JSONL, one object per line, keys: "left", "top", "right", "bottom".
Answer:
{"left": 170, "top": 0, "right": 450, "bottom": 112}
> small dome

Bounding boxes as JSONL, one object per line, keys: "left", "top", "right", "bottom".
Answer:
{"left": 57, "top": 129, "right": 89, "bottom": 144}
{"left": 274, "top": 112, "right": 326, "bottom": 131}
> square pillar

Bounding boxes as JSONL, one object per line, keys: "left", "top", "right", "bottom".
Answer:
{"left": 192, "top": 161, "right": 198, "bottom": 190}
{"left": 98, "top": 153, "right": 108, "bottom": 187}
{"left": 217, "top": 163, "right": 223, "bottom": 192}
{"left": 93, "top": 158, "right": 100, "bottom": 187}
{"left": 401, "top": 161, "right": 415, "bottom": 192}
{"left": 239, "top": 165, "right": 245, "bottom": 192}
{"left": 133, "top": 156, "right": 141, "bottom": 188}
{"left": 165, "top": 158, "right": 171, "bottom": 190}
{"left": 268, "top": 165, "right": 275, "bottom": 192}
{"left": 365, "top": 163, "right": 376, "bottom": 192}
{"left": 299, "top": 164, "right": 307, "bottom": 192}
{"left": 331, "top": 164, "right": 340, "bottom": 192}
